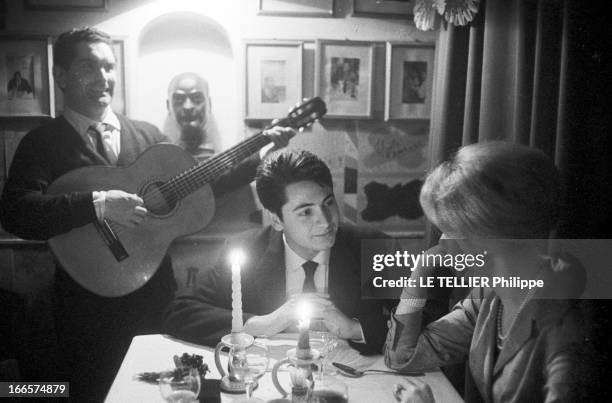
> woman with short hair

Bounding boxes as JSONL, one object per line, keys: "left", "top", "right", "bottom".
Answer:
{"left": 386, "top": 141, "right": 585, "bottom": 403}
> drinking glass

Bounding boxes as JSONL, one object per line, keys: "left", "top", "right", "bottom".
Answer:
{"left": 309, "top": 326, "right": 339, "bottom": 379}
{"left": 158, "top": 367, "right": 200, "bottom": 403}
{"left": 229, "top": 340, "right": 270, "bottom": 403}
{"left": 311, "top": 376, "right": 348, "bottom": 403}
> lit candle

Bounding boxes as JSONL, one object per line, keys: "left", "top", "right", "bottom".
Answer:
{"left": 297, "top": 300, "right": 311, "bottom": 353}
{"left": 229, "top": 249, "right": 245, "bottom": 333}
{"left": 297, "top": 317, "right": 311, "bottom": 350}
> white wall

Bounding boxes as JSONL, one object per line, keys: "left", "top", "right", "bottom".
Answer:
{"left": 4, "top": 0, "right": 435, "bottom": 149}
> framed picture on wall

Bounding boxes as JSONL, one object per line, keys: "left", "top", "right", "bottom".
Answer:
{"left": 24, "top": 0, "right": 108, "bottom": 11}
{"left": 352, "top": 0, "right": 414, "bottom": 17}
{"left": 349, "top": 120, "right": 429, "bottom": 235}
{"left": 54, "top": 39, "right": 127, "bottom": 116}
{"left": 244, "top": 41, "right": 303, "bottom": 120}
{"left": 315, "top": 40, "right": 374, "bottom": 118}
{"left": 0, "top": 35, "right": 53, "bottom": 117}
{"left": 258, "top": 0, "right": 334, "bottom": 17}
{"left": 385, "top": 42, "right": 435, "bottom": 120}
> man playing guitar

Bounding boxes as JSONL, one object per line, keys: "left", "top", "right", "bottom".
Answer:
{"left": 0, "top": 27, "right": 294, "bottom": 402}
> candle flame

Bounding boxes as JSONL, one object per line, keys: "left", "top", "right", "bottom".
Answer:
{"left": 298, "top": 299, "right": 312, "bottom": 321}
{"left": 228, "top": 249, "right": 246, "bottom": 267}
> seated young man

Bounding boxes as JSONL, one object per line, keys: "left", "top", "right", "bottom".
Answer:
{"left": 163, "top": 149, "right": 389, "bottom": 354}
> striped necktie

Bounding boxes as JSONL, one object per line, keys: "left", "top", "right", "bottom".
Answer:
{"left": 89, "top": 123, "right": 117, "bottom": 165}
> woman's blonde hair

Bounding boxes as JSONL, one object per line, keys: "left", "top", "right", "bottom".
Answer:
{"left": 420, "top": 141, "right": 562, "bottom": 238}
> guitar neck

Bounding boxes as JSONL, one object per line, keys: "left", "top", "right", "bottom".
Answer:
{"left": 166, "top": 132, "right": 271, "bottom": 200}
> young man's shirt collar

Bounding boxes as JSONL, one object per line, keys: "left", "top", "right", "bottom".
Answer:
{"left": 283, "top": 233, "right": 330, "bottom": 297}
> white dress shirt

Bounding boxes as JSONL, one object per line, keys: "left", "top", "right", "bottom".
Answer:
{"left": 283, "top": 234, "right": 330, "bottom": 297}
{"left": 63, "top": 107, "right": 121, "bottom": 221}
{"left": 63, "top": 106, "right": 121, "bottom": 160}
{"left": 282, "top": 234, "right": 365, "bottom": 342}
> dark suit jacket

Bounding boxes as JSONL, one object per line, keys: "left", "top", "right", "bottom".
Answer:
{"left": 163, "top": 224, "right": 391, "bottom": 354}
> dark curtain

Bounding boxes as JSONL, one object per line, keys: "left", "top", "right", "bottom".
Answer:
{"left": 428, "top": 0, "right": 611, "bottom": 241}
{"left": 426, "top": 1, "right": 611, "bottom": 398}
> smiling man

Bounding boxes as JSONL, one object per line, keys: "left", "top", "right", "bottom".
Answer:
{"left": 166, "top": 72, "right": 214, "bottom": 159}
{"left": 0, "top": 27, "right": 292, "bottom": 402}
{"left": 1, "top": 27, "right": 172, "bottom": 401}
{"left": 164, "top": 71, "right": 293, "bottom": 196}
{"left": 163, "top": 150, "right": 391, "bottom": 353}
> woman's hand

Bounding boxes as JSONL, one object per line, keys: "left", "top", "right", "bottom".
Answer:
{"left": 393, "top": 379, "right": 435, "bottom": 403}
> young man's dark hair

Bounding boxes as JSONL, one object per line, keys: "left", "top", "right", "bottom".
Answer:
{"left": 255, "top": 149, "right": 333, "bottom": 218}
{"left": 53, "top": 26, "right": 112, "bottom": 70}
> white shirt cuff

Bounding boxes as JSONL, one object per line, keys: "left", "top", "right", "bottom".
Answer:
{"left": 350, "top": 318, "right": 366, "bottom": 344}
{"left": 92, "top": 191, "right": 106, "bottom": 222}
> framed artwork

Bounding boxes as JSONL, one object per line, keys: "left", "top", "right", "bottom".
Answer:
{"left": 0, "top": 35, "right": 53, "bottom": 117}
{"left": 352, "top": 0, "right": 414, "bottom": 17}
{"left": 244, "top": 41, "right": 303, "bottom": 120}
{"left": 54, "top": 39, "right": 127, "bottom": 116}
{"left": 258, "top": 0, "right": 334, "bottom": 17}
{"left": 315, "top": 40, "right": 374, "bottom": 119}
{"left": 347, "top": 120, "right": 429, "bottom": 234}
{"left": 24, "top": 0, "right": 108, "bottom": 11}
{"left": 385, "top": 42, "right": 435, "bottom": 120}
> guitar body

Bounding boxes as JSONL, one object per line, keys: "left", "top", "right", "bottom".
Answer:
{"left": 48, "top": 144, "right": 215, "bottom": 297}
{"left": 45, "top": 96, "right": 326, "bottom": 297}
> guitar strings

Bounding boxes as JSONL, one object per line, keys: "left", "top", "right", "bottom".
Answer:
{"left": 165, "top": 111, "right": 319, "bottom": 200}
{"left": 136, "top": 133, "right": 269, "bottom": 213}
{"left": 158, "top": 105, "right": 319, "bottom": 202}
{"left": 147, "top": 132, "right": 269, "bottom": 206}
{"left": 162, "top": 133, "right": 269, "bottom": 202}
{"left": 140, "top": 106, "right": 319, "bottom": 211}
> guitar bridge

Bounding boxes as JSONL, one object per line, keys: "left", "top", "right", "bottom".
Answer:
{"left": 94, "top": 219, "right": 129, "bottom": 262}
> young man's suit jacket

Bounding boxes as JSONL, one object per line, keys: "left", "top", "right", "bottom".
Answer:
{"left": 163, "top": 224, "right": 392, "bottom": 354}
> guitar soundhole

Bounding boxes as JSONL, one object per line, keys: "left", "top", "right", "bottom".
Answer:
{"left": 141, "top": 181, "right": 176, "bottom": 216}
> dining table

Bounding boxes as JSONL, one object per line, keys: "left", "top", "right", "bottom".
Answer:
{"left": 104, "top": 334, "right": 463, "bottom": 403}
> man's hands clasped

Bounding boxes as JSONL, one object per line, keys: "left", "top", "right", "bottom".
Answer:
{"left": 243, "top": 293, "right": 362, "bottom": 340}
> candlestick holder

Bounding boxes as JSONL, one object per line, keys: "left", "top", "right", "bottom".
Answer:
{"left": 271, "top": 346, "right": 321, "bottom": 397}
{"left": 214, "top": 331, "right": 255, "bottom": 393}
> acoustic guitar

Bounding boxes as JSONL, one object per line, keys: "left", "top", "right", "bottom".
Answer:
{"left": 48, "top": 97, "right": 326, "bottom": 297}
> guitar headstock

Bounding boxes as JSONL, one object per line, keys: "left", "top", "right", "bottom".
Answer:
{"left": 283, "top": 97, "right": 327, "bottom": 130}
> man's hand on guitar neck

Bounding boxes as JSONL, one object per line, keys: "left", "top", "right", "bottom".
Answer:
{"left": 93, "top": 190, "right": 147, "bottom": 228}
{"left": 259, "top": 125, "right": 296, "bottom": 159}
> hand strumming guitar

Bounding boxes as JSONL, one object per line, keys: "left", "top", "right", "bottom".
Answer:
{"left": 93, "top": 190, "right": 147, "bottom": 228}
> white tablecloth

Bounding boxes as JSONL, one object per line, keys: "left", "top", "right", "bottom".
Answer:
{"left": 104, "top": 334, "right": 463, "bottom": 403}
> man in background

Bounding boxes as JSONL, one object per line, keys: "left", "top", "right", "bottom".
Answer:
{"left": 166, "top": 72, "right": 216, "bottom": 161}
{"left": 166, "top": 71, "right": 291, "bottom": 191}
